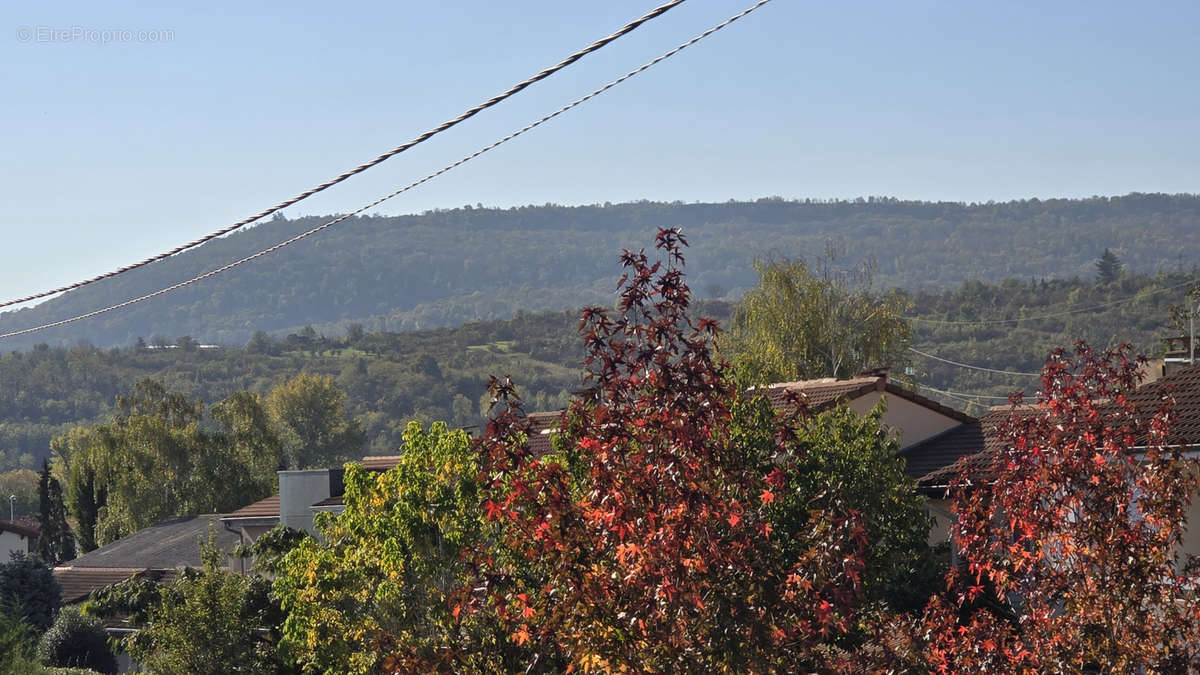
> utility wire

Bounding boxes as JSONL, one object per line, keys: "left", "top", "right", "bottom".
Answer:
{"left": 919, "top": 384, "right": 1017, "bottom": 402}
{"left": 0, "top": 0, "right": 690, "bottom": 310}
{"left": 905, "top": 277, "right": 1197, "bottom": 327}
{"left": 0, "top": 0, "right": 774, "bottom": 341}
{"left": 908, "top": 346, "right": 1041, "bottom": 377}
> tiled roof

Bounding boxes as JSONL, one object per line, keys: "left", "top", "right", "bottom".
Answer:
{"left": 1127, "top": 362, "right": 1200, "bottom": 445}
{"left": 360, "top": 455, "right": 403, "bottom": 471}
{"left": 224, "top": 495, "right": 280, "bottom": 520}
{"left": 0, "top": 518, "right": 39, "bottom": 539}
{"left": 522, "top": 410, "right": 563, "bottom": 457}
{"left": 756, "top": 375, "right": 975, "bottom": 424}
{"left": 55, "top": 567, "right": 144, "bottom": 604}
{"left": 311, "top": 495, "right": 344, "bottom": 508}
{"left": 54, "top": 567, "right": 179, "bottom": 604}
{"left": 54, "top": 564, "right": 177, "bottom": 600}
{"left": 66, "top": 514, "right": 238, "bottom": 571}
{"left": 759, "top": 376, "right": 884, "bottom": 410}
{"left": 899, "top": 409, "right": 1016, "bottom": 483}
{"left": 913, "top": 363, "right": 1200, "bottom": 493}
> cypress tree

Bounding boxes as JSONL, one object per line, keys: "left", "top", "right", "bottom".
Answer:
{"left": 36, "top": 460, "right": 76, "bottom": 565}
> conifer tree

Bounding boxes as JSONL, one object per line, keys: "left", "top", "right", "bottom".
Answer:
{"left": 36, "top": 459, "right": 75, "bottom": 565}
{"left": 1096, "top": 248, "right": 1123, "bottom": 283}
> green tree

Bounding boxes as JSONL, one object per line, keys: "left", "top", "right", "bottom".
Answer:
{"left": 266, "top": 373, "right": 365, "bottom": 469}
{"left": 0, "top": 599, "right": 39, "bottom": 674}
{"left": 0, "top": 553, "right": 61, "bottom": 631}
{"left": 35, "top": 459, "right": 75, "bottom": 566}
{"left": 0, "top": 469, "right": 38, "bottom": 521}
{"left": 125, "top": 531, "right": 285, "bottom": 675}
{"left": 726, "top": 253, "right": 911, "bottom": 383}
{"left": 274, "top": 421, "right": 497, "bottom": 673}
{"left": 1096, "top": 247, "right": 1124, "bottom": 283}
{"left": 753, "top": 403, "right": 939, "bottom": 612}
{"left": 54, "top": 380, "right": 280, "bottom": 547}
{"left": 38, "top": 605, "right": 117, "bottom": 673}
{"left": 59, "top": 447, "right": 105, "bottom": 553}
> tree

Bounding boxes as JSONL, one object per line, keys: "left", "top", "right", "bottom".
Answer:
{"left": 54, "top": 380, "right": 280, "bottom": 547}
{"left": 0, "top": 599, "right": 39, "bottom": 673}
{"left": 38, "top": 605, "right": 117, "bottom": 673}
{"left": 266, "top": 373, "right": 365, "bottom": 469}
{"left": 124, "top": 530, "right": 286, "bottom": 675}
{"left": 275, "top": 421, "right": 498, "bottom": 673}
{"left": 466, "top": 229, "right": 874, "bottom": 671}
{"left": 0, "top": 553, "right": 61, "bottom": 631}
{"left": 767, "top": 404, "right": 939, "bottom": 612}
{"left": 925, "top": 342, "right": 1200, "bottom": 671}
{"left": 0, "top": 469, "right": 38, "bottom": 521}
{"left": 59, "top": 446, "right": 105, "bottom": 553}
{"left": 725, "top": 249, "right": 911, "bottom": 383}
{"left": 35, "top": 459, "right": 75, "bottom": 566}
{"left": 1096, "top": 248, "right": 1123, "bottom": 283}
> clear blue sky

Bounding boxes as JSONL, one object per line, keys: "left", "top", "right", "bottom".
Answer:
{"left": 3, "top": 0, "right": 1199, "bottom": 305}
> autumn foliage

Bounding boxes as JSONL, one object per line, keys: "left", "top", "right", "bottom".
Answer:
{"left": 926, "top": 343, "right": 1200, "bottom": 672}
{"left": 462, "top": 229, "right": 874, "bottom": 672}
{"left": 268, "top": 231, "right": 1200, "bottom": 673}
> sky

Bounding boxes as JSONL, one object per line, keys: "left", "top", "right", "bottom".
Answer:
{"left": 2, "top": 0, "right": 1199, "bottom": 306}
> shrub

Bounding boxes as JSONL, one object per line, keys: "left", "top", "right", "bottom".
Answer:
{"left": 0, "top": 599, "right": 38, "bottom": 673}
{"left": 0, "top": 552, "right": 62, "bottom": 631}
{"left": 38, "top": 606, "right": 117, "bottom": 674}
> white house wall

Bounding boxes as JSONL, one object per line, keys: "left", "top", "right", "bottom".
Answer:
{"left": 847, "top": 392, "right": 962, "bottom": 450}
{"left": 0, "top": 530, "right": 30, "bottom": 560}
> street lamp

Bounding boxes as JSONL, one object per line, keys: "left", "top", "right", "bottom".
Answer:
{"left": 8, "top": 495, "right": 14, "bottom": 522}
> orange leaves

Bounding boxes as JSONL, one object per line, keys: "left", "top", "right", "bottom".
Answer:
{"left": 931, "top": 342, "right": 1200, "bottom": 672}
{"left": 483, "top": 499, "right": 502, "bottom": 521}
{"left": 467, "top": 229, "right": 880, "bottom": 671}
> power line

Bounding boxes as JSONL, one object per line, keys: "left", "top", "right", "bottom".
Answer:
{"left": 0, "top": 0, "right": 690, "bottom": 311}
{"left": 918, "top": 384, "right": 1017, "bottom": 402}
{"left": 0, "top": 0, "right": 774, "bottom": 342}
{"left": 905, "top": 277, "right": 1197, "bottom": 327}
{"left": 908, "top": 346, "right": 1041, "bottom": 377}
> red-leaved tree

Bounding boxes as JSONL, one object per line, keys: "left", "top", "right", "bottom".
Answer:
{"left": 925, "top": 342, "right": 1200, "bottom": 672}
{"left": 465, "top": 229, "right": 873, "bottom": 672}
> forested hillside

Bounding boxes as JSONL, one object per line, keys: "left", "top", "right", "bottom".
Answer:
{"left": 2, "top": 269, "right": 1195, "bottom": 473}
{"left": 2, "top": 194, "right": 1198, "bottom": 350}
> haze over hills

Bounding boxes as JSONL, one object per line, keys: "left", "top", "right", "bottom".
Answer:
{"left": 2, "top": 193, "right": 1199, "bottom": 351}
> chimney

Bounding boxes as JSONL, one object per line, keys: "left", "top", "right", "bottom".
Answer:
{"left": 277, "top": 468, "right": 345, "bottom": 534}
{"left": 1163, "top": 335, "right": 1193, "bottom": 377}
{"left": 855, "top": 367, "right": 890, "bottom": 381}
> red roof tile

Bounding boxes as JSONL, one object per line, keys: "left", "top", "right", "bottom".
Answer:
{"left": 0, "top": 518, "right": 39, "bottom": 539}
{"left": 913, "top": 363, "right": 1200, "bottom": 493}
{"left": 360, "top": 455, "right": 403, "bottom": 471}
{"left": 223, "top": 495, "right": 280, "bottom": 520}
{"left": 54, "top": 567, "right": 181, "bottom": 604}
{"left": 756, "top": 374, "right": 975, "bottom": 425}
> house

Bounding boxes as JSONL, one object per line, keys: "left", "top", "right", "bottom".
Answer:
{"left": 753, "top": 368, "right": 975, "bottom": 450}
{"left": 221, "top": 460, "right": 401, "bottom": 552}
{"left": 221, "top": 370, "right": 982, "bottom": 562}
{"left": 52, "top": 514, "right": 239, "bottom": 605}
{"left": 0, "top": 518, "right": 38, "bottom": 560}
{"left": 904, "top": 360, "right": 1200, "bottom": 554}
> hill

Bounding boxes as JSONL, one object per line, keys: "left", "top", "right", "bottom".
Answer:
{"left": 2, "top": 194, "right": 1199, "bottom": 350}
{"left": 2, "top": 267, "right": 1196, "bottom": 474}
